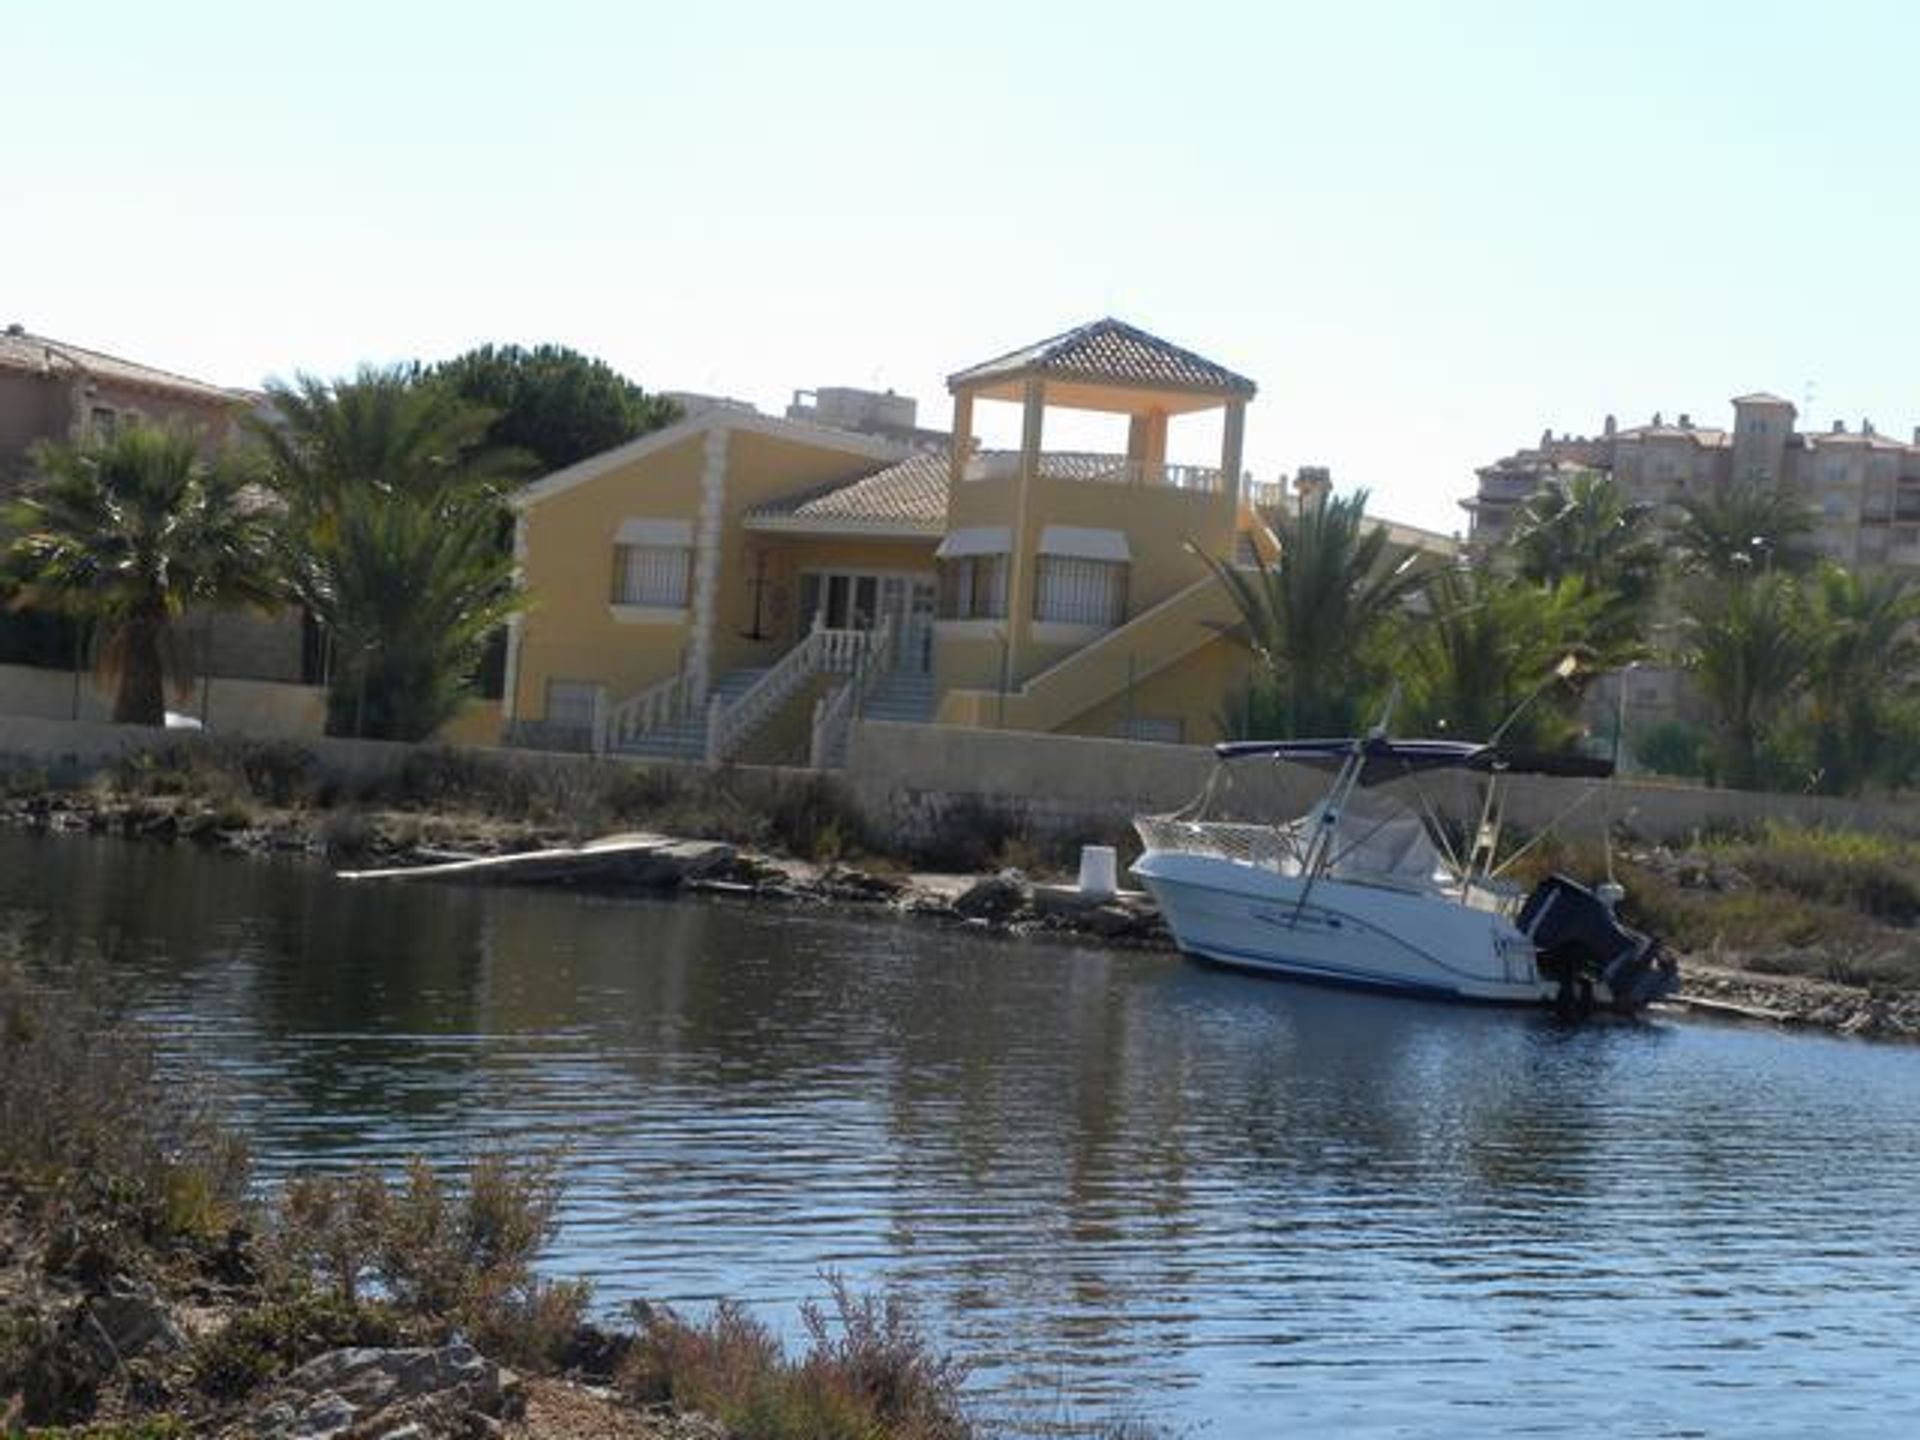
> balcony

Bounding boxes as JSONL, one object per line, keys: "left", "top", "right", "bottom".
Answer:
{"left": 964, "top": 452, "right": 1228, "bottom": 494}
{"left": 1478, "top": 474, "right": 1539, "bottom": 501}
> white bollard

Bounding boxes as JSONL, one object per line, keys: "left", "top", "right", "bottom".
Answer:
{"left": 1077, "top": 844, "right": 1118, "bottom": 900}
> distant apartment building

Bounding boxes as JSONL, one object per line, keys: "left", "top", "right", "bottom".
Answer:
{"left": 1464, "top": 393, "right": 1920, "bottom": 572}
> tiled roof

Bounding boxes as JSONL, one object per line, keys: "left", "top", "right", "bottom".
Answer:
{"left": 745, "top": 449, "right": 950, "bottom": 531}
{"left": 1806, "top": 429, "right": 1914, "bottom": 451}
{"left": 1612, "top": 424, "right": 1729, "bottom": 446}
{"left": 1732, "top": 391, "right": 1796, "bottom": 407}
{"left": 0, "top": 327, "right": 242, "bottom": 405}
{"left": 948, "top": 317, "right": 1256, "bottom": 397}
{"left": 744, "top": 448, "right": 1199, "bottom": 532}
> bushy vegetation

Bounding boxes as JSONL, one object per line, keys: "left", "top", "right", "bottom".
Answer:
{"left": 1216, "top": 475, "right": 1920, "bottom": 799}
{"left": 0, "top": 944, "right": 250, "bottom": 1255}
{"left": 1511, "top": 822, "right": 1920, "bottom": 993}
{"left": 262, "top": 1153, "right": 591, "bottom": 1373}
{"left": 621, "top": 1274, "right": 972, "bottom": 1440}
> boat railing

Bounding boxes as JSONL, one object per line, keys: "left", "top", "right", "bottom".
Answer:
{"left": 1137, "top": 814, "right": 1482, "bottom": 896}
{"left": 1134, "top": 817, "right": 1307, "bottom": 872}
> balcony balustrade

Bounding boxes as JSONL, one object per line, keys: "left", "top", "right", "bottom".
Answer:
{"left": 964, "top": 452, "right": 1227, "bottom": 494}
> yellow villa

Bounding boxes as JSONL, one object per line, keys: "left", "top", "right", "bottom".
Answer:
{"left": 503, "top": 319, "right": 1299, "bottom": 764}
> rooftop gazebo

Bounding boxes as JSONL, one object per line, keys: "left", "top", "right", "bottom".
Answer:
{"left": 938, "top": 319, "right": 1259, "bottom": 690}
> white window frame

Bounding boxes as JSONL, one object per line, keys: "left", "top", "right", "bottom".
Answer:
{"left": 1032, "top": 555, "right": 1127, "bottom": 630}
{"left": 608, "top": 518, "right": 694, "bottom": 622}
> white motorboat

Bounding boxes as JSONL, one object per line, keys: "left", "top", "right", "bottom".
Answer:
{"left": 1132, "top": 733, "right": 1677, "bottom": 1014}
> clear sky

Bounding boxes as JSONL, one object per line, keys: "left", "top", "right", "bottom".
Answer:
{"left": 8, "top": 0, "right": 1918, "bottom": 531}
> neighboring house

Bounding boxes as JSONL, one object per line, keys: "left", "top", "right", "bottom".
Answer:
{"left": 0, "top": 323, "right": 245, "bottom": 487}
{"left": 505, "top": 319, "right": 1308, "bottom": 760}
{"left": 0, "top": 324, "right": 304, "bottom": 687}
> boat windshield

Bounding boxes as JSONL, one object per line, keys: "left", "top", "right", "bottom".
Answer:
{"left": 1307, "top": 799, "right": 1446, "bottom": 885}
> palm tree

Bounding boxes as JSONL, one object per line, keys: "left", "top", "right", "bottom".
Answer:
{"left": 1507, "top": 469, "right": 1662, "bottom": 655}
{"left": 254, "top": 368, "right": 527, "bottom": 740}
{"left": 283, "top": 487, "right": 522, "bottom": 740}
{"left": 1802, "top": 565, "right": 1920, "bottom": 794}
{"left": 1201, "top": 488, "right": 1429, "bottom": 737}
{"left": 4, "top": 423, "right": 276, "bottom": 725}
{"left": 1680, "top": 572, "right": 1816, "bottom": 789}
{"left": 1511, "top": 470, "right": 1662, "bottom": 592}
{"left": 1400, "top": 568, "right": 1604, "bottom": 750}
{"left": 1672, "top": 479, "right": 1819, "bottom": 580}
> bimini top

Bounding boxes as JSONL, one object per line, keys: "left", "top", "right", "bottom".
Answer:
{"left": 1215, "top": 736, "right": 1614, "bottom": 786}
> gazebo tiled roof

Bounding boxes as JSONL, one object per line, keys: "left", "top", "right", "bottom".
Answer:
{"left": 947, "top": 317, "right": 1256, "bottom": 398}
{"left": 744, "top": 450, "right": 950, "bottom": 533}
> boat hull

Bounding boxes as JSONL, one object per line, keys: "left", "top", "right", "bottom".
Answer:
{"left": 1132, "top": 850, "right": 1553, "bottom": 1005}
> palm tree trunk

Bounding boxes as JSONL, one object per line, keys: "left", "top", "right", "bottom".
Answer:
{"left": 111, "top": 612, "right": 169, "bottom": 727}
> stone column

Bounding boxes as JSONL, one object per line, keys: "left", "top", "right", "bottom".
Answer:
{"left": 949, "top": 390, "right": 974, "bottom": 491}
{"left": 1220, "top": 400, "right": 1247, "bottom": 502}
{"left": 1005, "top": 377, "right": 1046, "bottom": 692}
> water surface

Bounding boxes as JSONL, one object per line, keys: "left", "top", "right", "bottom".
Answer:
{"left": 6, "top": 832, "right": 1920, "bottom": 1437}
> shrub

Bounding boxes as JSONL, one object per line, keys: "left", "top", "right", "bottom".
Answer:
{"left": 0, "top": 944, "right": 250, "bottom": 1252}
{"left": 620, "top": 1273, "right": 972, "bottom": 1440}
{"left": 1721, "top": 824, "right": 1920, "bottom": 924}
{"left": 909, "top": 795, "right": 1023, "bottom": 874}
{"left": 189, "top": 1291, "right": 400, "bottom": 1401}
{"left": 263, "top": 1151, "right": 590, "bottom": 1372}
{"left": 1632, "top": 718, "right": 1708, "bottom": 779}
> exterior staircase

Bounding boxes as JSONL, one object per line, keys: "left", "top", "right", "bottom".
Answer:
{"left": 862, "top": 670, "right": 936, "bottom": 724}
{"left": 604, "top": 668, "right": 764, "bottom": 760}
{"left": 598, "top": 619, "right": 896, "bottom": 766}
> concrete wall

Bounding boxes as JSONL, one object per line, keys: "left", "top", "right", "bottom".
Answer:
{"left": 0, "top": 665, "right": 498, "bottom": 747}
{"left": 0, "top": 662, "right": 327, "bottom": 737}
{"left": 845, "top": 719, "right": 1920, "bottom": 849}
{"left": 0, "top": 713, "right": 633, "bottom": 791}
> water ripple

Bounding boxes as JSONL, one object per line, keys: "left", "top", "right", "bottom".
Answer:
{"left": 7, "top": 832, "right": 1920, "bottom": 1438}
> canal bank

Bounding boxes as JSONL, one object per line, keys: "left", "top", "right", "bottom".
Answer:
{"left": 4, "top": 779, "right": 1919, "bottom": 1043}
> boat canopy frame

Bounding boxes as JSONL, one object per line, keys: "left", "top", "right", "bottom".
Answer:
{"left": 1144, "top": 733, "right": 1618, "bottom": 905}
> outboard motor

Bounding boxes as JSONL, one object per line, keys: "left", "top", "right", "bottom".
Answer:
{"left": 1517, "top": 874, "right": 1679, "bottom": 1016}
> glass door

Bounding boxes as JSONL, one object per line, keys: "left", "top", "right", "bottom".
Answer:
{"left": 799, "top": 572, "right": 881, "bottom": 631}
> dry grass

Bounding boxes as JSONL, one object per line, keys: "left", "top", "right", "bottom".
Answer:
{"left": 0, "top": 941, "right": 250, "bottom": 1254}
{"left": 620, "top": 1273, "right": 972, "bottom": 1440}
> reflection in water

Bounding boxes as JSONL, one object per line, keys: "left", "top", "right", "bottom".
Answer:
{"left": 6, "top": 832, "right": 1920, "bottom": 1438}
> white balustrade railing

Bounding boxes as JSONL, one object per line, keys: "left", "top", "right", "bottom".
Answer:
{"left": 808, "top": 619, "right": 895, "bottom": 769}
{"left": 707, "top": 619, "right": 894, "bottom": 765}
{"left": 595, "top": 668, "right": 693, "bottom": 754}
{"left": 964, "top": 452, "right": 1228, "bottom": 493}
{"left": 707, "top": 626, "right": 822, "bottom": 764}
{"left": 1243, "top": 478, "right": 1287, "bottom": 510}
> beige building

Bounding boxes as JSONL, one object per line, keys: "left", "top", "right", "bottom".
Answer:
{"left": 1466, "top": 393, "right": 1920, "bottom": 571}
{"left": 503, "top": 319, "right": 1325, "bottom": 760}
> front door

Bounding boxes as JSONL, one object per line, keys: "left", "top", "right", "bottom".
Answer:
{"left": 800, "top": 571, "right": 935, "bottom": 673}
{"left": 798, "top": 572, "right": 880, "bottom": 632}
